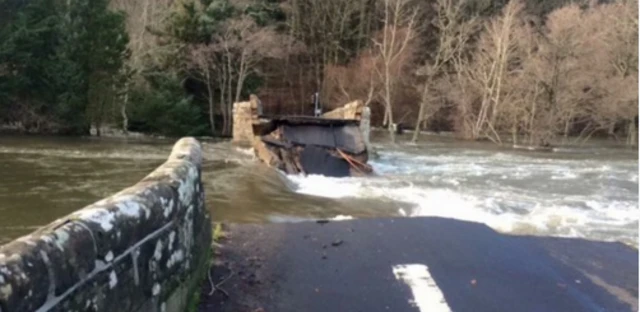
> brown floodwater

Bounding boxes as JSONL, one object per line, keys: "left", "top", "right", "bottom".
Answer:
{"left": 0, "top": 133, "right": 637, "bottom": 247}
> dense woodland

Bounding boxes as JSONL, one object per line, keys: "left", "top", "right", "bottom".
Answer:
{"left": 0, "top": 0, "right": 637, "bottom": 145}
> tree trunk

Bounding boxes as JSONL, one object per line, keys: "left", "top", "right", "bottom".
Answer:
{"left": 219, "top": 58, "right": 228, "bottom": 138}
{"left": 121, "top": 82, "right": 129, "bottom": 133}
{"left": 474, "top": 101, "right": 488, "bottom": 139}
{"left": 356, "top": 0, "right": 367, "bottom": 52}
{"left": 206, "top": 70, "right": 215, "bottom": 136}
{"left": 387, "top": 102, "right": 396, "bottom": 143}
{"left": 385, "top": 69, "right": 396, "bottom": 143}
{"left": 528, "top": 98, "right": 536, "bottom": 145}
{"left": 219, "top": 80, "right": 225, "bottom": 137}
{"left": 234, "top": 54, "right": 246, "bottom": 104}
{"left": 563, "top": 118, "right": 571, "bottom": 143}
{"left": 412, "top": 81, "right": 430, "bottom": 143}
{"left": 383, "top": 107, "right": 389, "bottom": 126}
{"left": 607, "top": 123, "right": 616, "bottom": 136}
{"left": 298, "top": 66, "right": 305, "bottom": 115}
{"left": 225, "top": 53, "right": 233, "bottom": 136}
{"left": 627, "top": 121, "right": 637, "bottom": 146}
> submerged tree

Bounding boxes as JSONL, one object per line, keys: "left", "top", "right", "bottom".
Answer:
{"left": 412, "top": 0, "right": 478, "bottom": 142}
{"left": 373, "top": 0, "right": 419, "bottom": 143}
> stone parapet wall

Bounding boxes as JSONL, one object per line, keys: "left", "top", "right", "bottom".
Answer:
{"left": 322, "top": 100, "right": 372, "bottom": 157}
{"left": 0, "top": 137, "right": 211, "bottom": 312}
{"left": 321, "top": 100, "right": 364, "bottom": 120}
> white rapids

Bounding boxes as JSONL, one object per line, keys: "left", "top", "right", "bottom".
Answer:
{"left": 284, "top": 143, "right": 639, "bottom": 246}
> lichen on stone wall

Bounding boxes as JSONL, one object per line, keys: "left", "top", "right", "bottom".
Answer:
{"left": 0, "top": 137, "right": 212, "bottom": 312}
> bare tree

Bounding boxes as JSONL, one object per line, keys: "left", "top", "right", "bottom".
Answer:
{"left": 186, "top": 45, "right": 218, "bottom": 135}
{"left": 513, "top": 0, "right": 638, "bottom": 146}
{"left": 517, "top": 5, "right": 594, "bottom": 145}
{"left": 451, "top": 0, "right": 526, "bottom": 143}
{"left": 372, "top": 0, "right": 419, "bottom": 143}
{"left": 587, "top": 0, "right": 638, "bottom": 145}
{"left": 323, "top": 50, "right": 383, "bottom": 108}
{"left": 110, "top": 0, "right": 174, "bottom": 131}
{"left": 412, "top": 0, "right": 477, "bottom": 142}
{"left": 283, "top": 0, "right": 372, "bottom": 94}
{"left": 214, "top": 17, "right": 299, "bottom": 134}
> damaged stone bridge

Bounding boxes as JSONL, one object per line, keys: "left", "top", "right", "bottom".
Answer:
{"left": 0, "top": 138, "right": 211, "bottom": 312}
{"left": 232, "top": 97, "right": 375, "bottom": 177}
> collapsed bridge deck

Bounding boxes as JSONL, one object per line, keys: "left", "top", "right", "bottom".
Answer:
{"left": 233, "top": 97, "right": 373, "bottom": 177}
{"left": 255, "top": 116, "right": 372, "bottom": 177}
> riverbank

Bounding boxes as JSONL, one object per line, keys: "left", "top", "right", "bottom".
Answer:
{"left": 371, "top": 127, "right": 638, "bottom": 149}
{"left": 0, "top": 124, "right": 231, "bottom": 141}
{"left": 199, "top": 217, "right": 638, "bottom": 312}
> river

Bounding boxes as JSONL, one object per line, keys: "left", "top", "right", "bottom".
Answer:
{"left": 0, "top": 133, "right": 637, "bottom": 247}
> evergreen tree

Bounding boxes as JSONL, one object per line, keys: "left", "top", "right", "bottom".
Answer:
{"left": 0, "top": 0, "right": 60, "bottom": 126}
{"left": 0, "top": 0, "right": 129, "bottom": 134}
{"left": 53, "top": 0, "right": 129, "bottom": 134}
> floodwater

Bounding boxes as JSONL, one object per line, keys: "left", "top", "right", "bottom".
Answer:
{"left": 0, "top": 133, "right": 637, "bottom": 247}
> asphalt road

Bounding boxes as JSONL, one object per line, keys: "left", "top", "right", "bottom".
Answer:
{"left": 199, "top": 217, "right": 638, "bottom": 312}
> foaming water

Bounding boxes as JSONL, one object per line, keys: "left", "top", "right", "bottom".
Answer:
{"left": 284, "top": 141, "right": 639, "bottom": 246}
{"left": 1, "top": 134, "right": 637, "bottom": 248}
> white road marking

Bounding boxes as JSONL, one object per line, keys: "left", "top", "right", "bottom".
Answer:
{"left": 392, "top": 264, "right": 452, "bottom": 312}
